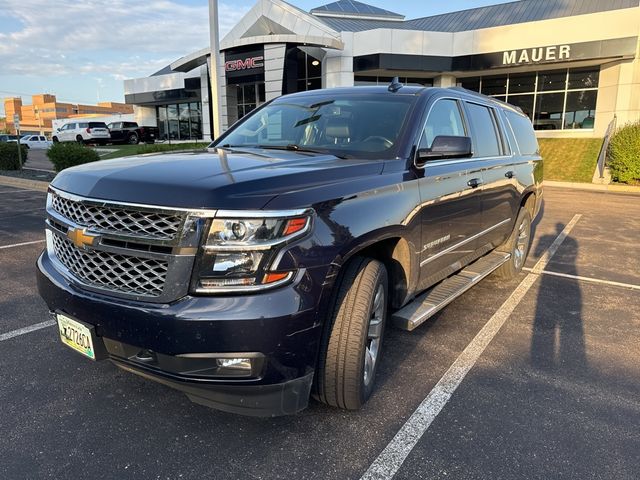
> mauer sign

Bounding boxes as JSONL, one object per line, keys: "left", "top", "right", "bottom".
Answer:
{"left": 354, "top": 37, "right": 638, "bottom": 73}
{"left": 225, "top": 49, "right": 265, "bottom": 79}
{"left": 502, "top": 45, "right": 571, "bottom": 65}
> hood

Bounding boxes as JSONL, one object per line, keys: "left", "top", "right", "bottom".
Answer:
{"left": 51, "top": 149, "right": 384, "bottom": 210}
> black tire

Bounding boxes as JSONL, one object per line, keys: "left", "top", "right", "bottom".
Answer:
{"left": 52, "top": 136, "right": 59, "bottom": 143}
{"left": 493, "top": 208, "right": 532, "bottom": 280}
{"left": 75, "top": 135, "right": 84, "bottom": 144}
{"left": 127, "top": 133, "right": 139, "bottom": 145}
{"left": 315, "top": 257, "right": 388, "bottom": 410}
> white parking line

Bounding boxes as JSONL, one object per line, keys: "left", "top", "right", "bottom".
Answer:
{"left": 0, "top": 319, "right": 56, "bottom": 342}
{"left": 0, "top": 239, "right": 46, "bottom": 250}
{"left": 523, "top": 267, "right": 640, "bottom": 291}
{"left": 360, "top": 214, "right": 582, "bottom": 480}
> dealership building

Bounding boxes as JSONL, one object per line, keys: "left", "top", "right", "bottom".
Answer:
{"left": 123, "top": 0, "right": 640, "bottom": 141}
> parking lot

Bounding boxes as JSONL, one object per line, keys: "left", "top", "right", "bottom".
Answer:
{"left": 1, "top": 184, "right": 639, "bottom": 480}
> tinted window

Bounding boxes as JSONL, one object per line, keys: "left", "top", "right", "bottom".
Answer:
{"left": 505, "top": 110, "right": 539, "bottom": 155}
{"left": 89, "top": 122, "right": 107, "bottom": 128}
{"left": 40, "top": 136, "right": 46, "bottom": 141}
{"left": 465, "top": 103, "right": 501, "bottom": 157}
{"left": 78, "top": 123, "right": 88, "bottom": 128}
{"left": 419, "top": 99, "right": 466, "bottom": 150}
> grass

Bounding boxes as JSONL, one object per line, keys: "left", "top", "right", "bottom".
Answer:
{"left": 538, "top": 137, "right": 603, "bottom": 183}
{"left": 95, "top": 142, "right": 210, "bottom": 160}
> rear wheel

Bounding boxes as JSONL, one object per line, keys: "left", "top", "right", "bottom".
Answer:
{"left": 127, "top": 133, "right": 139, "bottom": 145}
{"left": 315, "top": 257, "right": 388, "bottom": 410}
{"left": 493, "top": 208, "right": 532, "bottom": 280}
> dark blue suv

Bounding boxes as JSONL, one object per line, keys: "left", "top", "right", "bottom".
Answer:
{"left": 37, "top": 83, "right": 543, "bottom": 416}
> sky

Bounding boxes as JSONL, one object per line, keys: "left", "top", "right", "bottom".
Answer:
{"left": 0, "top": 0, "right": 516, "bottom": 116}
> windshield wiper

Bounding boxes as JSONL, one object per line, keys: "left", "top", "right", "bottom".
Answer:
{"left": 257, "top": 144, "right": 349, "bottom": 159}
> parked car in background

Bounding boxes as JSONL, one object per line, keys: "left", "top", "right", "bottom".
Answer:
{"left": 0, "top": 134, "right": 19, "bottom": 142}
{"left": 52, "top": 122, "right": 110, "bottom": 145}
{"left": 17, "top": 135, "right": 53, "bottom": 149}
{"left": 107, "top": 121, "right": 158, "bottom": 144}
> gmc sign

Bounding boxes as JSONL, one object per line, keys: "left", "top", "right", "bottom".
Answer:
{"left": 225, "top": 56, "right": 264, "bottom": 72}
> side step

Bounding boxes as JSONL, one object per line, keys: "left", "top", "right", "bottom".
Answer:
{"left": 392, "top": 251, "right": 511, "bottom": 331}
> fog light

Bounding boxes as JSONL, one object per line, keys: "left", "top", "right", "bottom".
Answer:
{"left": 216, "top": 357, "right": 252, "bottom": 373}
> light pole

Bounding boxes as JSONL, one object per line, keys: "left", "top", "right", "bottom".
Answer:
{"left": 208, "top": 0, "right": 223, "bottom": 140}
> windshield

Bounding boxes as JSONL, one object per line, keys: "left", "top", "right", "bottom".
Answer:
{"left": 216, "top": 94, "right": 417, "bottom": 159}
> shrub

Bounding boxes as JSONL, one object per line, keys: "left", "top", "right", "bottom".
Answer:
{"left": 608, "top": 121, "right": 640, "bottom": 184}
{"left": 47, "top": 143, "right": 100, "bottom": 172}
{"left": 0, "top": 142, "right": 28, "bottom": 170}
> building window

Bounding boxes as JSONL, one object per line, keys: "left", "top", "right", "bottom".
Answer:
{"left": 355, "top": 76, "right": 433, "bottom": 87}
{"left": 457, "top": 67, "right": 599, "bottom": 130}
{"left": 284, "top": 47, "right": 323, "bottom": 94}
{"left": 156, "top": 102, "right": 203, "bottom": 140}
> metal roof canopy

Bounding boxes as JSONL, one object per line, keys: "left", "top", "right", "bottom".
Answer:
{"left": 313, "top": 0, "right": 640, "bottom": 32}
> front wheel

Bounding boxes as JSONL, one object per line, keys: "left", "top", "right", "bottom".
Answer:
{"left": 127, "top": 133, "right": 139, "bottom": 145}
{"left": 52, "top": 136, "right": 59, "bottom": 143}
{"left": 315, "top": 257, "right": 388, "bottom": 410}
{"left": 493, "top": 208, "right": 532, "bottom": 280}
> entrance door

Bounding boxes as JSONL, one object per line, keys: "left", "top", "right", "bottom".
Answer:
{"left": 416, "top": 97, "right": 484, "bottom": 292}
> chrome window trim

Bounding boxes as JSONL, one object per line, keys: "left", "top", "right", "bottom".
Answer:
{"left": 420, "top": 218, "right": 512, "bottom": 267}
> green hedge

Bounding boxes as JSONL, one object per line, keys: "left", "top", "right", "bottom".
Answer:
{"left": 0, "top": 142, "right": 28, "bottom": 170}
{"left": 47, "top": 143, "right": 100, "bottom": 172}
{"left": 608, "top": 121, "right": 640, "bottom": 184}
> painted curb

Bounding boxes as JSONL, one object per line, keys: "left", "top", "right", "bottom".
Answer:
{"left": 0, "top": 175, "right": 49, "bottom": 192}
{"left": 545, "top": 180, "right": 640, "bottom": 194}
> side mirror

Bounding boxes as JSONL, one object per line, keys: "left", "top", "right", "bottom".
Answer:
{"left": 417, "top": 136, "right": 472, "bottom": 163}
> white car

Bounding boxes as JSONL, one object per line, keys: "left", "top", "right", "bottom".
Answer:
{"left": 17, "top": 135, "right": 53, "bottom": 149}
{"left": 52, "top": 121, "right": 110, "bottom": 145}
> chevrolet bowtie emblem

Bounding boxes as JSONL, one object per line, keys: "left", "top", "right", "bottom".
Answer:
{"left": 67, "top": 227, "right": 98, "bottom": 249}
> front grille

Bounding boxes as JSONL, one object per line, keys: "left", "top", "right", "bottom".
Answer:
{"left": 52, "top": 234, "right": 168, "bottom": 297}
{"left": 51, "top": 193, "right": 183, "bottom": 241}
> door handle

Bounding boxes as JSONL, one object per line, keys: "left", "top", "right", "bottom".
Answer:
{"left": 505, "top": 171, "right": 515, "bottom": 179}
{"left": 467, "top": 178, "right": 483, "bottom": 188}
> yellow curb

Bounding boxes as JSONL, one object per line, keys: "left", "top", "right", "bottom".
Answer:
{"left": 0, "top": 175, "right": 50, "bottom": 192}
{"left": 545, "top": 180, "right": 640, "bottom": 195}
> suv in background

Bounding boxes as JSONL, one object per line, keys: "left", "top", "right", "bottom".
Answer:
{"left": 107, "top": 121, "right": 158, "bottom": 145}
{"left": 37, "top": 83, "right": 543, "bottom": 416}
{"left": 0, "top": 134, "right": 19, "bottom": 142}
{"left": 52, "top": 122, "right": 110, "bottom": 145}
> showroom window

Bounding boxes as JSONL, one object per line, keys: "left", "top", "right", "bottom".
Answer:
{"left": 234, "top": 82, "right": 265, "bottom": 119}
{"left": 284, "top": 47, "right": 323, "bottom": 94}
{"left": 457, "top": 67, "right": 599, "bottom": 130}
{"left": 156, "top": 102, "right": 202, "bottom": 140}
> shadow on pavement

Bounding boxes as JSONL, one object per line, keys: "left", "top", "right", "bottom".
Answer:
{"left": 530, "top": 222, "right": 587, "bottom": 372}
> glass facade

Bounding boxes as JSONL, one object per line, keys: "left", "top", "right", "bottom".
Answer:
{"left": 284, "top": 47, "right": 323, "bottom": 94}
{"left": 458, "top": 67, "right": 599, "bottom": 130}
{"left": 234, "top": 82, "right": 266, "bottom": 119}
{"left": 156, "top": 102, "right": 202, "bottom": 140}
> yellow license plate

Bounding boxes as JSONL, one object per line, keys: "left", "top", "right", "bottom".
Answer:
{"left": 56, "top": 313, "right": 96, "bottom": 360}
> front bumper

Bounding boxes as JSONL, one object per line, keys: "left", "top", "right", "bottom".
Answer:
{"left": 37, "top": 250, "right": 330, "bottom": 416}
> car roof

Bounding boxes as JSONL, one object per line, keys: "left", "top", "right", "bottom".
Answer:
{"left": 272, "top": 85, "right": 526, "bottom": 116}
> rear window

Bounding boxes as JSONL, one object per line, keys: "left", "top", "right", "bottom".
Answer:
{"left": 504, "top": 110, "right": 539, "bottom": 155}
{"left": 465, "top": 102, "right": 501, "bottom": 158}
{"left": 89, "top": 122, "right": 108, "bottom": 128}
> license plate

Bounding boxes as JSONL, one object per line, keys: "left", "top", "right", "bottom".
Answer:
{"left": 57, "top": 313, "right": 96, "bottom": 360}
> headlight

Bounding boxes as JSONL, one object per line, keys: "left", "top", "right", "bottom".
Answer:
{"left": 192, "top": 210, "right": 312, "bottom": 293}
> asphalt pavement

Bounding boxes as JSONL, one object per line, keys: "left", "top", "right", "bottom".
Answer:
{"left": 0, "top": 185, "right": 638, "bottom": 480}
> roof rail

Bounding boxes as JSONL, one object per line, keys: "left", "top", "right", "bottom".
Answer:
{"left": 447, "top": 86, "right": 524, "bottom": 114}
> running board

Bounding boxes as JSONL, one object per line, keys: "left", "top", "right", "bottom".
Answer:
{"left": 392, "top": 251, "right": 511, "bottom": 331}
